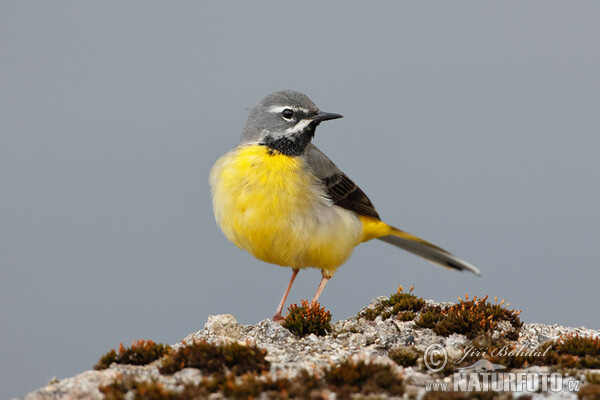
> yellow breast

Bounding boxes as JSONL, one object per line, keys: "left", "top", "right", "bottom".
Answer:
{"left": 209, "top": 145, "right": 362, "bottom": 274}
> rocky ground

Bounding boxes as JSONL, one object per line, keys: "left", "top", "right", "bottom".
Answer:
{"left": 22, "top": 296, "right": 600, "bottom": 400}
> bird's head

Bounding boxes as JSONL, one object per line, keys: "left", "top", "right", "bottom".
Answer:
{"left": 241, "top": 90, "right": 342, "bottom": 156}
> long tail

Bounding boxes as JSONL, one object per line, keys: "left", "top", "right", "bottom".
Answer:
{"left": 360, "top": 216, "right": 481, "bottom": 276}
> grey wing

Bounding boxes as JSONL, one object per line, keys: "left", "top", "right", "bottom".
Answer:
{"left": 304, "top": 144, "right": 380, "bottom": 219}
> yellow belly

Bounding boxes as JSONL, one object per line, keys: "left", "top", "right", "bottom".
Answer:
{"left": 209, "top": 145, "right": 363, "bottom": 275}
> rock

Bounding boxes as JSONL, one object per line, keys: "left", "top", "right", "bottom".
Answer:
{"left": 20, "top": 297, "right": 600, "bottom": 400}
{"left": 204, "top": 314, "right": 241, "bottom": 339}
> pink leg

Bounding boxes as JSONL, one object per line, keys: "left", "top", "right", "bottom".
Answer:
{"left": 273, "top": 269, "right": 299, "bottom": 322}
{"left": 311, "top": 274, "right": 330, "bottom": 304}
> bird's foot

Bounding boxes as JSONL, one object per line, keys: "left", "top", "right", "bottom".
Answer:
{"left": 272, "top": 314, "right": 284, "bottom": 323}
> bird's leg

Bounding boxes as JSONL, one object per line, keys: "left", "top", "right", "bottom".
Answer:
{"left": 311, "top": 273, "right": 330, "bottom": 304}
{"left": 272, "top": 269, "right": 299, "bottom": 322}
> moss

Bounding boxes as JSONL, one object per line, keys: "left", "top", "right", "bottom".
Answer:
{"left": 94, "top": 340, "right": 170, "bottom": 370}
{"left": 324, "top": 359, "right": 404, "bottom": 398}
{"left": 361, "top": 285, "right": 425, "bottom": 321}
{"left": 103, "top": 363, "right": 402, "bottom": 400}
{"left": 159, "top": 340, "right": 270, "bottom": 375}
{"left": 484, "top": 339, "right": 561, "bottom": 370}
{"left": 282, "top": 300, "right": 332, "bottom": 337}
{"left": 433, "top": 295, "right": 522, "bottom": 339}
{"left": 579, "top": 383, "right": 600, "bottom": 400}
{"left": 203, "top": 370, "right": 324, "bottom": 399}
{"left": 484, "top": 333, "right": 600, "bottom": 370}
{"left": 557, "top": 333, "right": 600, "bottom": 357}
{"left": 101, "top": 370, "right": 325, "bottom": 400}
{"left": 397, "top": 311, "right": 416, "bottom": 321}
{"left": 556, "top": 333, "right": 600, "bottom": 369}
{"left": 423, "top": 391, "right": 499, "bottom": 400}
{"left": 100, "top": 379, "right": 176, "bottom": 400}
{"left": 389, "top": 346, "right": 421, "bottom": 367}
{"left": 415, "top": 305, "right": 445, "bottom": 329}
{"left": 586, "top": 371, "right": 600, "bottom": 385}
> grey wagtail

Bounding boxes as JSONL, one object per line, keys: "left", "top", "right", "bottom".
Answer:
{"left": 210, "top": 90, "right": 480, "bottom": 321}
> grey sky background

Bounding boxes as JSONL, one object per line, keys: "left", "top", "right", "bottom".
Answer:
{"left": 2, "top": 2, "right": 599, "bottom": 398}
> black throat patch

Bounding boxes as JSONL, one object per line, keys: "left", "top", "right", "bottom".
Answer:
{"left": 260, "top": 124, "right": 317, "bottom": 156}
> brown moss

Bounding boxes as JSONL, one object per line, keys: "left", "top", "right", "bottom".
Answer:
{"left": 397, "top": 311, "right": 416, "bottom": 321}
{"left": 101, "top": 370, "right": 326, "bottom": 400}
{"left": 361, "top": 285, "right": 425, "bottom": 321}
{"left": 324, "top": 359, "right": 404, "bottom": 398}
{"left": 578, "top": 383, "right": 600, "bottom": 400}
{"left": 484, "top": 339, "right": 559, "bottom": 369}
{"left": 389, "top": 346, "right": 421, "bottom": 367}
{"left": 423, "top": 391, "right": 500, "bottom": 400}
{"left": 200, "top": 370, "right": 324, "bottom": 399}
{"left": 100, "top": 379, "right": 176, "bottom": 400}
{"left": 557, "top": 333, "right": 600, "bottom": 357}
{"left": 159, "top": 340, "right": 270, "bottom": 375}
{"left": 556, "top": 333, "right": 600, "bottom": 369}
{"left": 586, "top": 371, "right": 600, "bottom": 385}
{"left": 94, "top": 340, "right": 170, "bottom": 370}
{"left": 415, "top": 305, "right": 445, "bottom": 329}
{"left": 433, "top": 295, "right": 522, "bottom": 339}
{"left": 282, "top": 300, "right": 332, "bottom": 337}
{"left": 103, "top": 363, "right": 403, "bottom": 400}
{"left": 483, "top": 333, "right": 600, "bottom": 370}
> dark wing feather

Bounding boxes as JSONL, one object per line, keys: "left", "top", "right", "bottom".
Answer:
{"left": 304, "top": 145, "right": 380, "bottom": 219}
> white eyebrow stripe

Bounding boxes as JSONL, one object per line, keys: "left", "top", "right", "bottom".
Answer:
{"left": 267, "top": 105, "right": 311, "bottom": 114}
{"left": 284, "top": 119, "right": 312, "bottom": 134}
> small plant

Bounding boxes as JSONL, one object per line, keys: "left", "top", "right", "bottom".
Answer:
{"left": 556, "top": 333, "right": 600, "bottom": 369}
{"left": 324, "top": 359, "right": 404, "bottom": 397}
{"left": 397, "top": 311, "right": 416, "bottom": 321}
{"left": 579, "top": 383, "right": 600, "bottom": 400}
{"left": 557, "top": 333, "right": 600, "bottom": 357}
{"left": 159, "top": 340, "right": 270, "bottom": 375}
{"left": 200, "top": 370, "right": 322, "bottom": 399}
{"left": 361, "top": 285, "right": 425, "bottom": 321}
{"left": 102, "top": 369, "right": 330, "bottom": 399}
{"left": 586, "top": 371, "right": 600, "bottom": 385}
{"left": 100, "top": 378, "right": 174, "bottom": 400}
{"left": 282, "top": 300, "right": 332, "bottom": 337}
{"left": 389, "top": 346, "right": 421, "bottom": 367}
{"left": 433, "top": 295, "right": 522, "bottom": 339}
{"left": 485, "top": 333, "right": 600, "bottom": 370}
{"left": 415, "top": 305, "right": 445, "bottom": 329}
{"left": 94, "top": 340, "right": 170, "bottom": 370}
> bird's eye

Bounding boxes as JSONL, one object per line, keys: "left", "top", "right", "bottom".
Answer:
{"left": 281, "top": 109, "right": 294, "bottom": 120}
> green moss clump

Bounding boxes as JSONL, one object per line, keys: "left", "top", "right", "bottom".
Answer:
{"left": 282, "top": 300, "right": 332, "bottom": 337}
{"left": 94, "top": 340, "right": 170, "bottom": 370}
{"left": 159, "top": 340, "right": 270, "bottom": 375}
{"left": 361, "top": 285, "right": 425, "bottom": 321}
{"left": 415, "top": 305, "right": 445, "bottom": 329}
{"left": 397, "top": 311, "right": 416, "bottom": 321}
{"left": 433, "top": 295, "right": 522, "bottom": 339}
{"left": 389, "top": 346, "right": 421, "bottom": 367}
{"left": 324, "top": 359, "right": 404, "bottom": 397}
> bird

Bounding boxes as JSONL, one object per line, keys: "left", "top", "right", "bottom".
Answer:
{"left": 210, "top": 90, "right": 480, "bottom": 321}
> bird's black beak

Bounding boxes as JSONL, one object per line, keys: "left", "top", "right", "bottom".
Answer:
{"left": 312, "top": 111, "right": 343, "bottom": 123}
